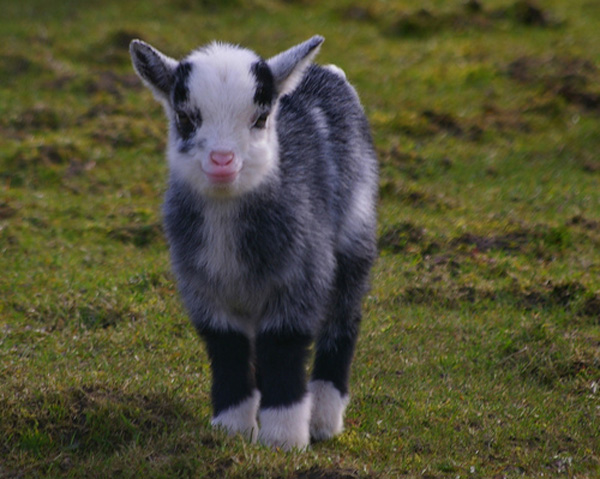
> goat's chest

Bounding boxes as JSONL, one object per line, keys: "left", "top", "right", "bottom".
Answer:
{"left": 189, "top": 198, "right": 301, "bottom": 317}
{"left": 196, "top": 205, "right": 245, "bottom": 288}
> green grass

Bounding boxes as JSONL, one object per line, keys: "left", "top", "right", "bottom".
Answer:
{"left": 1, "top": 0, "right": 599, "bottom": 477}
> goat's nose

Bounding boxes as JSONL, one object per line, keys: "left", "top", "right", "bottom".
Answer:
{"left": 210, "top": 150, "right": 235, "bottom": 166}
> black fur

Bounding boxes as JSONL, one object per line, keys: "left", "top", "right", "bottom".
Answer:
{"left": 172, "top": 62, "right": 192, "bottom": 107}
{"left": 256, "top": 332, "right": 312, "bottom": 408}
{"left": 203, "top": 329, "right": 256, "bottom": 416}
{"left": 251, "top": 60, "right": 276, "bottom": 107}
{"left": 132, "top": 46, "right": 174, "bottom": 95}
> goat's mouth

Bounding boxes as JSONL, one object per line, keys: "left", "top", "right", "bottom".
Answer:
{"left": 203, "top": 166, "right": 240, "bottom": 184}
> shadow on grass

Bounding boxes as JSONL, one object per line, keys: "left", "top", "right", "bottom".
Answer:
{"left": 0, "top": 385, "right": 211, "bottom": 469}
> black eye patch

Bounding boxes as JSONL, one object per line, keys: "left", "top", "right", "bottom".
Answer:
{"left": 175, "top": 111, "right": 196, "bottom": 140}
{"left": 251, "top": 60, "right": 276, "bottom": 107}
{"left": 173, "top": 62, "right": 192, "bottom": 108}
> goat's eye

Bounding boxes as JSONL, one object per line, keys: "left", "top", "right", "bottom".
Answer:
{"left": 252, "top": 112, "right": 268, "bottom": 130}
{"left": 176, "top": 111, "right": 195, "bottom": 138}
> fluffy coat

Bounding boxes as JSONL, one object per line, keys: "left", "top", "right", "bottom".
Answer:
{"left": 129, "top": 36, "right": 377, "bottom": 449}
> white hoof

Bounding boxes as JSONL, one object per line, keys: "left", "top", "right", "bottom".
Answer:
{"left": 308, "top": 380, "right": 349, "bottom": 441}
{"left": 211, "top": 390, "right": 260, "bottom": 442}
{"left": 258, "top": 393, "right": 312, "bottom": 450}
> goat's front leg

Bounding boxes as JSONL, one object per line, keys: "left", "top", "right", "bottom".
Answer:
{"left": 202, "top": 328, "right": 259, "bottom": 441}
{"left": 255, "top": 330, "right": 312, "bottom": 450}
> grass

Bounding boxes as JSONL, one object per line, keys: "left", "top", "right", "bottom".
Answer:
{"left": 1, "top": 0, "right": 599, "bottom": 477}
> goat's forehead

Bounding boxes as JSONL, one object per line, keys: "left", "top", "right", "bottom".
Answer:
{"left": 179, "top": 45, "right": 262, "bottom": 108}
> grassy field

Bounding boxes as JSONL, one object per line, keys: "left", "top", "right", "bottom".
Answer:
{"left": 1, "top": 0, "right": 599, "bottom": 477}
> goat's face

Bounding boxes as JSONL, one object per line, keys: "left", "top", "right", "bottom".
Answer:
{"left": 166, "top": 46, "right": 278, "bottom": 198}
{"left": 130, "top": 37, "right": 324, "bottom": 198}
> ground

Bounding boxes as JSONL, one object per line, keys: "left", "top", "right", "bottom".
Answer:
{"left": 1, "top": 0, "right": 599, "bottom": 477}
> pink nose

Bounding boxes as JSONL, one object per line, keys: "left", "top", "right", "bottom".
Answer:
{"left": 210, "top": 150, "right": 235, "bottom": 166}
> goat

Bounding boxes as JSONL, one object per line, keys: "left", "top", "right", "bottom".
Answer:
{"left": 129, "top": 35, "right": 377, "bottom": 450}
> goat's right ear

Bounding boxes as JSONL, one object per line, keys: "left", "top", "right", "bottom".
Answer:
{"left": 129, "top": 40, "right": 178, "bottom": 101}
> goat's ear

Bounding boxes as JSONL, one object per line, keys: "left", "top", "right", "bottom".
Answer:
{"left": 267, "top": 35, "right": 324, "bottom": 97}
{"left": 130, "top": 40, "right": 178, "bottom": 101}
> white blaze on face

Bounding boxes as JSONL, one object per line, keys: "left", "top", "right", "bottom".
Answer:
{"left": 167, "top": 44, "right": 278, "bottom": 198}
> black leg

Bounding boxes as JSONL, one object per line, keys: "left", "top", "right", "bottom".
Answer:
{"left": 255, "top": 331, "right": 311, "bottom": 408}
{"left": 201, "top": 329, "right": 259, "bottom": 439}
{"left": 312, "top": 326, "right": 359, "bottom": 396}
{"left": 255, "top": 331, "right": 313, "bottom": 449}
{"left": 309, "top": 251, "right": 372, "bottom": 441}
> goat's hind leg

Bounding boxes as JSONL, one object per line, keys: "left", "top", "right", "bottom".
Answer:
{"left": 310, "top": 251, "right": 373, "bottom": 441}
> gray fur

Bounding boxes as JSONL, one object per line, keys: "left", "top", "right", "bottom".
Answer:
{"left": 163, "top": 62, "right": 377, "bottom": 335}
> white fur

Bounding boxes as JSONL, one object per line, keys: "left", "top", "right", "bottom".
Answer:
{"left": 258, "top": 393, "right": 312, "bottom": 450}
{"left": 167, "top": 44, "right": 279, "bottom": 198}
{"left": 310, "top": 106, "right": 329, "bottom": 134}
{"left": 338, "top": 176, "right": 377, "bottom": 251}
{"left": 193, "top": 199, "right": 267, "bottom": 335}
{"left": 197, "top": 199, "right": 241, "bottom": 281}
{"left": 308, "top": 380, "right": 349, "bottom": 441}
{"left": 211, "top": 389, "right": 260, "bottom": 441}
{"left": 324, "top": 63, "right": 346, "bottom": 80}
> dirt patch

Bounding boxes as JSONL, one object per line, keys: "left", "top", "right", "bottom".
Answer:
{"left": 288, "top": 467, "right": 373, "bottom": 479}
{"left": 422, "top": 110, "right": 483, "bottom": 140}
{"left": 76, "top": 301, "right": 137, "bottom": 329}
{"left": 507, "top": 56, "right": 600, "bottom": 112}
{"left": 504, "top": 0, "right": 552, "bottom": 26}
{"left": 108, "top": 222, "right": 163, "bottom": 248}
{"left": 402, "top": 284, "right": 496, "bottom": 308}
{"left": 0, "top": 54, "right": 36, "bottom": 75}
{"left": 378, "top": 146, "right": 452, "bottom": 179}
{"left": 381, "top": 222, "right": 582, "bottom": 262}
{"left": 89, "top": 29, "right": 146, "bottom": 66}
{"left": 478, "top": 103, "right": 531, "bottom": 133}
{"left": 401, "top": 278, "right": 599, "bottom": 320}
{"left": 451, "top": 225, "right": 572, "bottom": 259}
{"left": 520, "top": 280, "right": 600, "bottom": 320}
{"left": 568, "top": 215, "right": 600, "bottom": 231}
{"left": 580, "top": 295, "right": 600, "bottom": 319}
{"left": 582, "top": 160, "right": 600, "bottom": 173}
{"left": 42, "top": 73, "right": 77, "bottom": 91}
{"left": 84, "top": 70, "right": 142, "bottom": 97}
{"left": 9, "top": 105, "right": 62, "bottom": 131}
{"left": 340, "top": 5, "right": 378, "bottom": 22}
{"left": 390, "top": 103, "right": 530, "bottom": 141}
{"left": 423, "top": 105, "right": 531, "bottom": 139}
{"left": 2, "top": 142, "right": 84, "bottom": 188}
{"left": 452, "top": 231, "right": 531, "bottom": 253}
{"left": 379, "top": 221, "right": 426, "bottom": 253}
{"left": 0, "top": 54, "right": 44, "bottom": 86}
{"left": 0, "top": 202, "right": 17, "bottom": 220}
{"left": 353, "top": 1, "right": 561, "bottom": 38}
{"left": 380, "top": 180, "right": 455, "bottom": 210}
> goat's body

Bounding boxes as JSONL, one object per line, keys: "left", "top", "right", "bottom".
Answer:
{"left": 165, "top": 64, "right": 376, "bottom": 336}
{"left": 131, "top": 37, "right": 377, "bottom": 449}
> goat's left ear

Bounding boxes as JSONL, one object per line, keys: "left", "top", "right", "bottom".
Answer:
{"left": 130, "top": 39, "right": 178, "bottom": 102}
{"left": 267, "top": 35, "right": 324, "bottom": 97}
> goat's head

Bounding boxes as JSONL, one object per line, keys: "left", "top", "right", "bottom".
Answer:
{"left": 130, "top": 36, "right": 323, "bottom": 198}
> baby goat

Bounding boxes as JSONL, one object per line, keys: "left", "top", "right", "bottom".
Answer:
{"left": 129, "top": 36, "right": 378, "bottom": 450}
